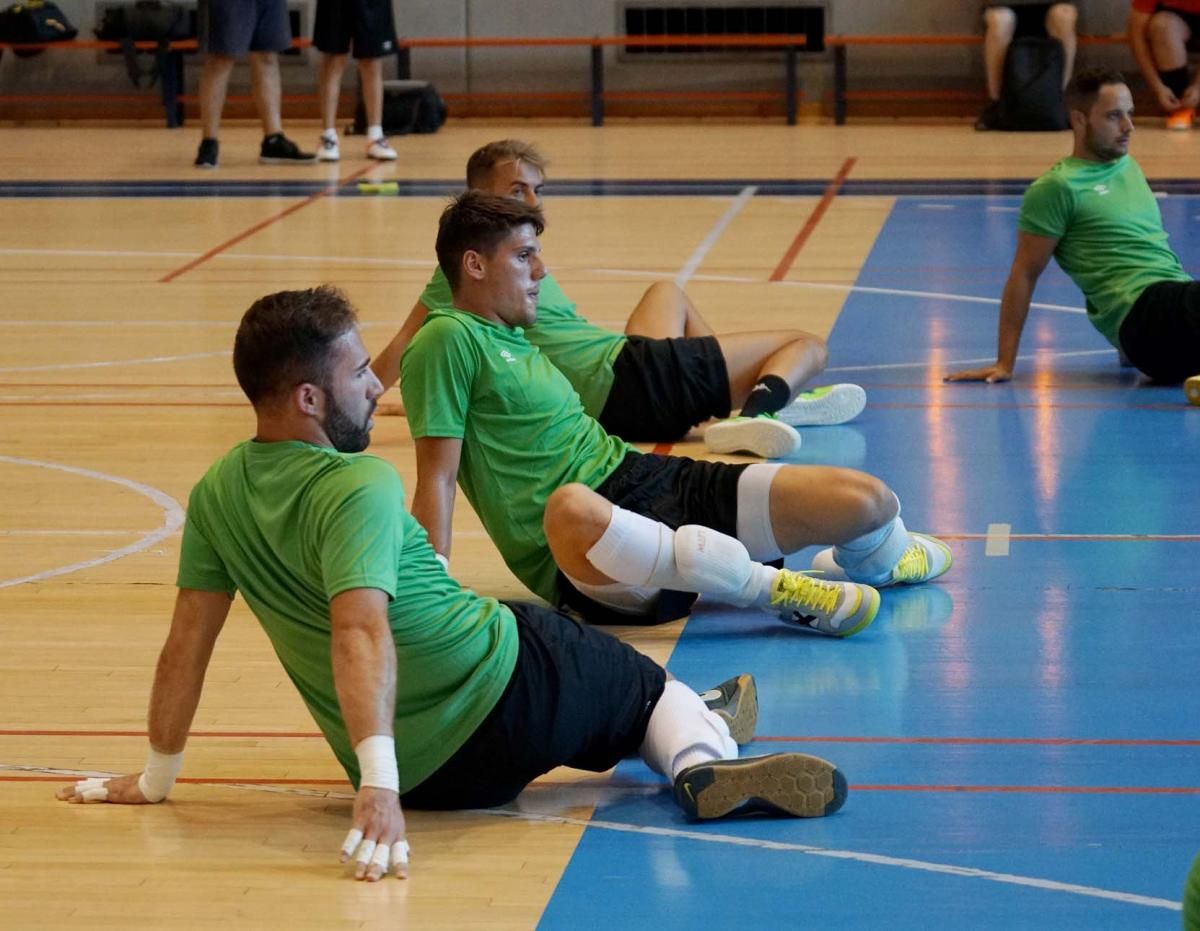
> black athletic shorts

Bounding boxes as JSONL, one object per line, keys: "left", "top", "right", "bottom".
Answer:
{"left": 313, "top": 0, "right": 396, "bottom": 58}
{"left": 556, "top": 450, "right": 750, "bottom": 626}
{"left": 983, "top": 3, "right": 1073, "bottom": 39}
{"left": 200, "top": 0, "right": 291, "bottom": 55}
{"left": 1118, "top": 279, "right": 1200, "bottom": 383}
{"left": 401, "top": 602, "right": 666, "bottom": 810}
{"left": 597, "top": 335, "right": 730, "bottom": 442}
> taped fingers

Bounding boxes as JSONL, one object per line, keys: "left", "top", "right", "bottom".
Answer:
{"left": 75, "top": 777, "right": 109, "bottom": 802}
{"left": 392, "top": 840, "right": 410, "bottom": 878}
{"left": 339, "top": 827, "right": 363, "bottom": 862}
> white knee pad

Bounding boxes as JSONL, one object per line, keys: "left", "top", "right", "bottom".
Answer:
{"left": 639, "top": 680, "right": 738, "bottom": 778}
{"left": 673, "top": 524, "right": 754, "bottom": 595}
{"left": 585, "top": 506, "right": 676, "bottom": 588}
{"left": 736, "top": 463, "right": 784, "bottom": 561}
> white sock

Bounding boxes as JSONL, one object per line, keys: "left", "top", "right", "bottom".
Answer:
{"left": 321, "top": 127, "right": 337, "bottom": 141}
{"left": 585, "top": 508, "right": 769, "bottom": 602}
{"left": 834, "top": 508, "right": 910, "bottom": 586}
{"left": 367, "top": 124, "right": 384, "bottom": 141}
{"left": 639, "top": 680, "right": 737, "bottom": 779}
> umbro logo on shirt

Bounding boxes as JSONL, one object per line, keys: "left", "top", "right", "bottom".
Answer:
{"left": 500, "top": 350, "right": 517, "bottom": 363}
{"left": 1092, "top": 184, "right": 1111, "bottom": 196}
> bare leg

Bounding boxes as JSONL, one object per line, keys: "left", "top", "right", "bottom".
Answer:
{"left": 198, "top": 54, "right": 236, "bottom": 139}
{"left": 766, "top": 465, "right": 897, "bottom": 554}
{"left": 543, "top": 484, "right": 618, "bottom": 585}
{"left": 1149, "top": 10, "right": 1190, "bottom": 71}
{"left": 318, "top": 53, "right": 350, "bottom": 131}
{"left": 983, "top": 6, "right": 1016, "bottom": 101}
{"left": 1045, "top": 3, "right": 1078, "bottom": 89}
{"left": 715, "top": 330, "right": 828, "bottom": 409}
{"left": 248, "top": 51, "right": 283, "bottom": 137}
{"left": 625, "top": 282, "right": 714, "bottom": 339}
{"left": 357, "top": 56, "right": 385, "bottom": 128}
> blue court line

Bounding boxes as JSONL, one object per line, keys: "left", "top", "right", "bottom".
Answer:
{"left": 8, "top": 177, "right": 1200, "bottom": 199}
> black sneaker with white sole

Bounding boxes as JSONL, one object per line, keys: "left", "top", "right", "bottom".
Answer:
{"left": 194, "top": 137, "right": 219, "bottom": 169}
{"left": 259, "top": 133, "right": 317, "bottom": 165}
{"left": 699, "top": 674, "right": 758, "bottom": 746}
{"left": 673, "top": 752, "right": 848, "bottom": 820}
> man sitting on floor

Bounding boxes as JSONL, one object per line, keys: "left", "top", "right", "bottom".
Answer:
{"left": 401, "top": 193, "right": 952, "bottom": 638}
{"left": 373, "top": 139, "right": 866, "bottom": 460}
{"left": 55, "top": 286, "right": 849, "bottom": 881}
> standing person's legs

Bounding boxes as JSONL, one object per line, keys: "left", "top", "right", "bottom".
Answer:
{"left": 356, "top": 56, "right": 397, "bottom": 160}
{"left": 198, "top": 55, "right": 236, "bottom": 139}
{"left": 195, "top": 0, "right": 251, "bottom": 167}
{"left": 248, "top": 52, "right": 284, "bottom": 137}
{"left": 1149, "top": 10, "right": 1196, "bottom": 122}
{"left": 317, "top": 52, "right": 350, "bottom": 160}
{"left": 249, "top": 0, "right": 315, "bottom": 162}
{"left": 1044, "top": 3, "right": 1077, "bottom": 89}
{"left": 983, "top": 6, "right": 1017, "bottom": 103}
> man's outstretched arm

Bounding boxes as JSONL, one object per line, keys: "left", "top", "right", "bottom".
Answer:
{"left": 56, "top": 587, "right": 232, "bottom": 804}
{"left": 945, "top": 231, "right": 1059, "bottom": 383}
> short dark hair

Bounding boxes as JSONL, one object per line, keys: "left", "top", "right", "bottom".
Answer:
{"left": 465, "top": 139, "right": 548, "bottom": 189}
{"left": 1067, "top": 68, "right": 1127, "bottom": 114}
{"left": 435, "top": 191, "right": 545, "bottom": 291}
{"left": 233, "top": 285, "right": 358, "bottom": 406}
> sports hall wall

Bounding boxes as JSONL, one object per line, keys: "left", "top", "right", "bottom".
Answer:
{"left": 0, "top": 1, "right": 1132, "bottom": 118}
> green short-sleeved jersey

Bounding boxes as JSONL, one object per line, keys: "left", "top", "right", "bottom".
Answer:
{"left": 401, "top": 308, "right": 631, "bottom": 602}
{"left": 176, "top": 439, "right": 518, "bottom": 793}
{"left": 1018, "top": 155, "right": 1190, "bottom": 347}
{"left": 420, "top": 265, "right": 627, "bottom": 417}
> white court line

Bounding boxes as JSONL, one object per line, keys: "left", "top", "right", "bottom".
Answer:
{"left": 825, "top": 348, "right": 1113, "bottom": 375}
{"left": 0, "top": 529, "right": 154, "bottom": 537}
{"left": 0, "top": 456, "right": 185, "bottom": 589}
{"left": 985, "top": 523, "right": 1012, "bottom": 556}
{"left": 917, "top": 204, "right": 957, "bottom": 210}
{"left": 0, "top": 320, "right": 389, "bottom": 329}
{"left": 13, "top": 762, "right": 1180, "bottom": 912}
{"left": 675, "top": 185, "right": 758, "bottom": 287}
{"left": 0, "top": 247, "right": 432, "bottom": 268}
{"left": 0, "top": 350, "right": 229, "bottom": 374}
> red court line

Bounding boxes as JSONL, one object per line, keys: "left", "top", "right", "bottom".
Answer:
{"left": 651, "top": 442, "right": 675, "bottom": 455}
{"left": 870, "top": 401, "right": 1190, "bottom": 412}
{"left": 158, "top": 166, "right": 373, "bottom": 284}
{"left": 10, "top": 774, "right": 1197, "bottom": 794}
{"left": 6, "top": 730, "right": 1197, "bottom": 745}
{"left": 0, "top": 383, "right": 238, "bottom": 388}
{"left": 769, "top": 156, "right": 856, "bottom": 282}
{"left": 0, "top": 401, "right": 246, "bottom": 408}
{"left": 936, "top": 534, "right": 1200, "bottom": 543}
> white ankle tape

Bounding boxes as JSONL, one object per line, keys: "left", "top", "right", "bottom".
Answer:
{"left": 355, "top": 735, "right": 399, "bottom": 792}
{"left": 735, "top": 463, "right": 784, "bottom": 560}
{"left": 137, "top": 747, "right": 183, "bottom": 802}
{"left": 585, "top": 506, "right": 676, "bottom": 588}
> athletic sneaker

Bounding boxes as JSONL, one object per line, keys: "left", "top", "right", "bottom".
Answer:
{"left": 699, "top": 674, "right": 758, "bottom": 746}
{"left": 673, "top": 752, "right": 847, "bottom": 820}
{"left": 777, "top": 383, "right": 867, "bottom": 427}
{"left": 259, "top": 133, "right": 317, "bottom": 165}
{"left": 1186, "top": 374, "right": 1200, "bottom": 406}
{"left": 704, "top": 413, "right": 801, "bottom": 459}
{"left": 317, "top": 135, "right": 340, "bottom": 162}
{"left": 769, "top": 569, "right": 879, "bottom": 637}
{"left": 194, "top": 137, "right": 219, "bottom": 169}
{"left": 367, "top": 137, "right": 398, "bottom": 161}
{"left": 1166, "top": 107, "right": 1195, "bottom": 131}
{"left": 811, "top": 532, "right": 953, "bottom": 587}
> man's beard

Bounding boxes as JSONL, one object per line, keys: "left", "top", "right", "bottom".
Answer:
{"left": 1086, "top": 130, "right": 1125, "bottom": 162}
{"left": 323, "top": 395, "right": 374, "bottom": 453}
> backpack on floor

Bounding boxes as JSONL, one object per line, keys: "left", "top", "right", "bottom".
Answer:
{"left": 94, "top": 0, "right": 192, "bottom": 88}
{"left": 354, "top": 80, "right": 448, "bottom": 136}
{"left": 996, "top": 36, "right": 1069, "bottom": 132}
{"left": 0, "top": 1, "right": 77, "bottom": 56}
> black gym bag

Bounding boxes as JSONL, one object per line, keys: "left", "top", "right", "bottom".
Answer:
{"left": 995, "top": 36, "right": 1069, "bottom": 131}
{"left": 0, "top": 1, "right": 77, "bottom": 56}
{"left": 354, "top": 79, "right": 448, "bottom": 136}
{"left": 94, "top": 0, "right": 193, "bottom": 88}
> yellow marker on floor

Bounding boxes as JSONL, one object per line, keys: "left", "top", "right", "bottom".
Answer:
{"left": 357, "top": 181, "right": 399, "bottom": 195}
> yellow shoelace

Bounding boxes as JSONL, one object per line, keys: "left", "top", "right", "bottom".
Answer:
{"left": 769, "top": 572, "right": 839, "bottom": 615}
{"left": 892, "top": 543, "right": 929, "bottom": 582}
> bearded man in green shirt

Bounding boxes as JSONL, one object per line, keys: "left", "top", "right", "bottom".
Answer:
{"left": 55, "top": 285, "right": 853, "bottom": 881}
{"left": 947, "top": 68, "right": 1200, "bottom": 388}
{"left": 374, "top": 139, "right": 867, "bottom": 461}
{"left": 402, "top": 193, "right": 952, "bottom": 641}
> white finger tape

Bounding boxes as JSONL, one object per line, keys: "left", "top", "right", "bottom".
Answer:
{"left": 355, "top": 839, "right": 378, "bottom": 866}
{"left": 78, "top": 779, "right": 109, "bottom": 802}
{"left": 340, "top": 828, "right": 364, "bottom": 859}
{"left": 391, "top": 840, "right": 410, "bottom": 865}
{"left": 370, "top": 844, "right": 390, "bottom": 869}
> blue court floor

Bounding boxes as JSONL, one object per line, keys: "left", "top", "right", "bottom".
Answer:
{"left": 540, "top": 193, "right": 1200, "bottom": 929}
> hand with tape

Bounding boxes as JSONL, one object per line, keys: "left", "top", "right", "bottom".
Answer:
{"left": 338, "top": 735, "right": 409, "bottom": 881}
{"left": 56, "top": 749, "right": 182, "bottom": 805}
{"left": 339, "top": 786, "right": 409, "bottom": 881}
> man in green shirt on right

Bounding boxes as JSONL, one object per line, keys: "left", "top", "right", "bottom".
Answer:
{"left": 946, "top": 68, "right": 1200, "bottom": 395}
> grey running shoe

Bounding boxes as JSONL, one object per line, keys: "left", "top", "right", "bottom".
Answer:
{"left": 673, "top": 752, "right": 848, "bottom": 820}
{"left": 699, "top": 674, "right": 758, "bottom": 746}
{"left": 770, "top": 569, "right": 880, "bottom": 637}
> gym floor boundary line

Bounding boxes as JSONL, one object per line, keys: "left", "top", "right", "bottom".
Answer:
{"left": 769, "top": 156, "right": 857, "bottom": 282}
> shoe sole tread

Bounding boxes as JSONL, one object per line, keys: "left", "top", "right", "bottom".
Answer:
{"left": 675, "top": 753, "right": 847, "bottom": 820}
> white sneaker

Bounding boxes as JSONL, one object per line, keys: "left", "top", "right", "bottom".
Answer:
{"left": 367, "top": 137, "right": 397, "bottom": 161}
{"left": 704, "top": 414, "right": 801, "bottom": 459}
{"left": 777, "top": 384, "right": 866, "bottom": 426}
{"left": 317, "top": 135, "right": 340, "bottom": 162}
{"left": 811, "top": 532, "right": 953, "bottom": 587}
